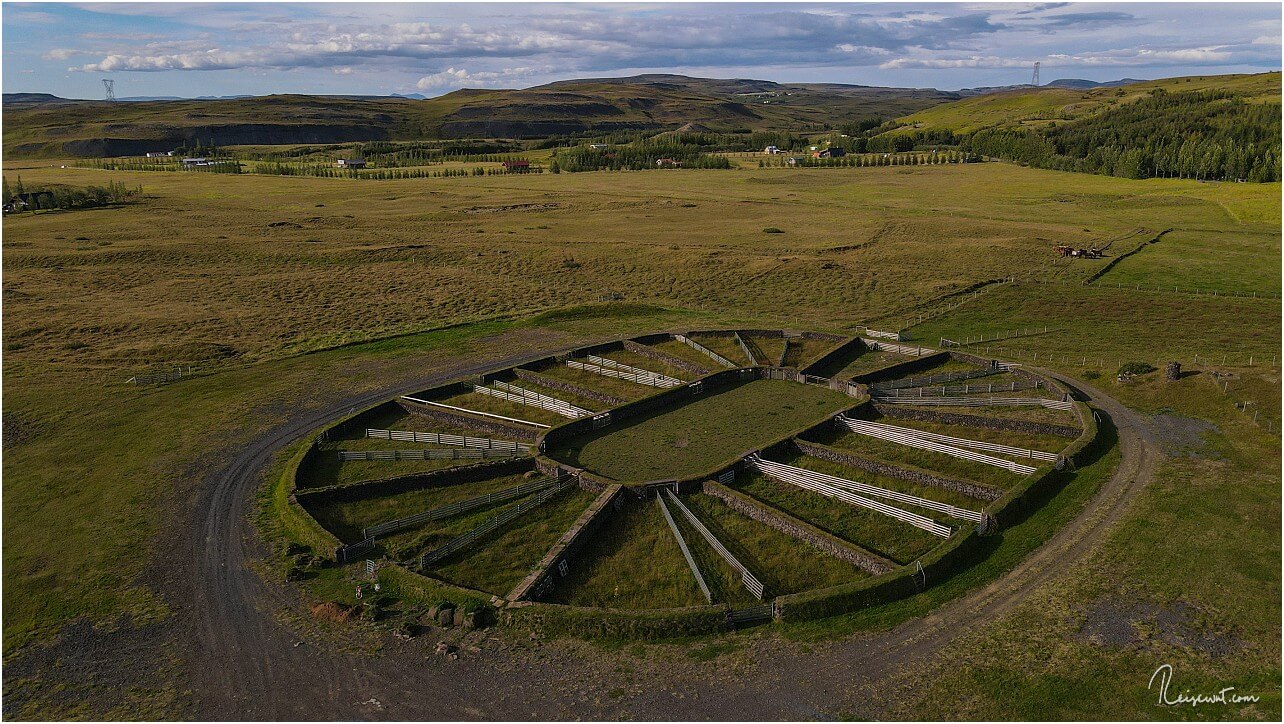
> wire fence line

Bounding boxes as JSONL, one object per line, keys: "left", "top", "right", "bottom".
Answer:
{"left": 656, "top": 492, "right": 713, "bottom": 604}
{"left": 675, "top": 334, "right": 738, "bottom": 369}
{"left": 753, "top": 456, "right": 984, "bottom": 523}
{"left": 873, "top": 380, "right": 1044, "bottom": 397}
{"left": 871, "top": 395, "right": 1074, "bottom": 411}
{"left": 663, "top": 489, "right": 764, "bottom": 600}
{"left": 365, "top": 477, "right": 558, "bottom": 538}
{"left": 836, "top": 417, "right": 1040, "bottom": 474}
{"left": 365, "top": 428, "right": 530, "bottom": 452}
{"left": 747, "top": 455, "right": 953, "bottom": 537}
{"left": 869, "top": 366, "right": 1006, "bottom": 391}
{"left": 954, "top": 345, "right": 1280, "bottom": 371}
{"left": 419, "top": 476, "right": 573, "bottom": 568}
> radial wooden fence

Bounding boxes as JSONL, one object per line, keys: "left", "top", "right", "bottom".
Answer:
{"left": 844, "top": 419, "right": 1059, "bottom": 462}
{"left": 401, "top": 395, "right": 551, "bottom": 428}
{"left": 675, "top": 334, "right": 737, "bottom": 369}
{"left": 338, "top": 448, "right": 524, "bottom": 461}
{"left": 420, "top": 476, "right": 573, "bottom": 567}
{"left": 750, "top": 455, "right": 978, "bottom": 525}
{"left": 663, "top": 489, "right": 764, "bottom": 600}
{"left": 835, "top": 416, "right": 1040, "bottom": 474}
{"left": 585, "top": 355, "right": 683, "bottom": 386}
{"left": 364, "top": 477, "right": 558, "bottom": 538}
{"left": 747, "top": 455, "right": 953, "bottom": 537}
{"left": 863, "top": 340, "right": 935, "bottom": 356}
{"left": 656, "top": 492, "right": 713, "bottom": 604}
{"left": 471, "top": 381, "right": 592, "bottom": 418}
{"left": 365, "top": 428, "right": 530, "bottom": 452}
{"left": 567, "top": 359, "right": 682, "bottom": 388}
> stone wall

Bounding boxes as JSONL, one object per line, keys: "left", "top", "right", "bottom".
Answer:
{"left": 622, "top": 339, "right": 712, "bottom": 376}
{"left": 399, "top": 400, "right": 543, "bottom": 442}
{"left": 792, "top": 438, "right": 1002, "bottom": 502}
{"left": 513, "top": 367, "right": 624, "bottom": 406}
{"left": 507, "top": 484, "right": 625, "bottom": 602}
{"left": 873, "top": 403, "right": 1080, "bottom": 438}
{"left": 704, "top": 481, "right": 894, "bottom": 574}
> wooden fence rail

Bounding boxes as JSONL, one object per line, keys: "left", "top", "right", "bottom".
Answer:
{"left": 863, "top": 340, "right": 935, "bottom": 356}
{"left": 839, "top": 419, "right": 1058, "bottom": 462}
{"left": 656, "top": 492, "right": 713, "bottom": 604}
{"left": 338, "top": 448, "right": 524, "bottom": 461}
{"left": 567, "top": 359, "right": 683, "bottom": 388}
{"left": 675, "top": 334, "right": 737, "bottom": 369}
{"left": 836, "top": 417, "right": 1039, "bottom": 474}
{"left": 747, "top": 455, "right": 953, "bottom": 537}
{"left": 584, "top": 354, "right": 683, "bottom": 386}
{"left": 401, "top": 396, "right": 550, "bottom": 428}
{"left": 470, "top": 382, "right": 590, "bottom": 418}
{"left": 663, "top": 489, "right": 764, "bottom": 600}
{"left": 364, "top": 477, "right": 557, "bottom": 538}
{"left": 420, "top": 477, "right": 573, "bottom": 567}
{"left": 365, "top": 428, "right": 530, "bottom": 452}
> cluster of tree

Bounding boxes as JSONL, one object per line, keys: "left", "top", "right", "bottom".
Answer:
{"left": 2, "top": 176, "right": 140, "bottom": 211}
{"left": 759, "top": 151, "right": 976, "bottom": 168}
{"left": 962, "top": 89, "right": 1280, "bottom": 181}
{"left": 250, "top": 163, "right": 542, "bottom": 179}
{"left": 80, "top": 157, "right": 243, "bottom": 174}
{"left": 550, "top": 139, "right": 733, "bottom": 172}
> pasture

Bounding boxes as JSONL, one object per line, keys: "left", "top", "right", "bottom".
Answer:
{"left": 2, "top": 158, "right": 1279, "bottom": 719}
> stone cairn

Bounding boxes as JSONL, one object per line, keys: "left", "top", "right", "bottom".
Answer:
{"left": 1165, "top": 362, "right": 1181, "bottom": 381}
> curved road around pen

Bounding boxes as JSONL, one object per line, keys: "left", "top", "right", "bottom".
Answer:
{"left": 186, "top": 360, "right": 1160, "bottom": 720}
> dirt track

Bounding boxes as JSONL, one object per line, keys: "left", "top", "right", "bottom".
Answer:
{"left": 176, "top": 359, "right": 1159, "bottom": 720}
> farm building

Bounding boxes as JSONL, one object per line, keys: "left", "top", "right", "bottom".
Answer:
{"left": 335, "top": 158, "right": 366, "bottom": 169}
{"left": 502, "top": 160, "right": 531, "bottom": 172}
{"left": 588, "top": 143, "right": 610, "bottom": 150}
{"left": 181, "top": 157, "right": 207, "bottom": 166}
{"left": 145, "top": 151, "right": 173, "bottom": 158}
{"left": 813, "top": 147, "right": 846, "bottom": 159}
{"left": 764, "top": 145, "right": 782, "bottom": 154}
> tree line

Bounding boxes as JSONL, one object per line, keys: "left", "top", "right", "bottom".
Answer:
{"left": 2, "top": 176, "right": 141, "bottom": 212}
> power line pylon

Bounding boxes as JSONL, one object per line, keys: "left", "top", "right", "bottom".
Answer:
{"left": 1031, "top": 62, "right": 1040, "bottom": 87}
{"left": 102, "top": 79, "right": 116, "bottom": 102}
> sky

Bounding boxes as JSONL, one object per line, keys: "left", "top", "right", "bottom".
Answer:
{"left": 2, "top": 2, "right": 1280, "bottom": 98}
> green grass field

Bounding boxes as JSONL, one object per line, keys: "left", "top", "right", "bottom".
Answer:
{"left": 3, "top": 153, "right": 1279, "bottom": 719}
{"left": 545, "top": 497, "right": 706, "bottom": 609}
{"left": 549, "top": 378, "right": 854, "bottom": 482}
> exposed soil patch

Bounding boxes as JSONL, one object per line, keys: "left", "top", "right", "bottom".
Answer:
{"left": 460, "top": 203, "right": 561, "bottom": 214}
{"left": 1074, "top": 597, "right": 1240, "bottom": 658}
{"left": 1150, "top": 413, "right": 1218, "bottom": 457}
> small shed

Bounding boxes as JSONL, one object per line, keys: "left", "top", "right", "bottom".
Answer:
{"left": 336, "top": 158, "right": 366, "bottom": 169}
{"left": 502, "top": 160, "right": 531, "bottom": 172}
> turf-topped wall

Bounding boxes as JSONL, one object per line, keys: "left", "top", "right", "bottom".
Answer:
{"left": 400, "top": 399, "right": 544, "bottom": 441}
{"left": 704, "top": 481, "right": 895, "bottom": 574}
{"left": 507, "top": 484, "right": 626, "bottom": 602}
{"left": 621, "top": 338, "right": 711, "bottom": 375}
{"left": 501, "top": 600, "right": 732, "bottom": 639}
{"left": 873, "top": 404, "right": 1081, "bottom": 438}
{"left": 513, "top": 367, "right": 626, "bottom": 406}
{"left": 847, "top": 350, "right": 951, "bottom": 384}
{"left": 798, "top": 336, "right": 865, "bottom": 376}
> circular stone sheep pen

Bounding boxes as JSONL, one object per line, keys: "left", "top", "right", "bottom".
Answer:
{"left": 278, "top": 329, "right": 1099, "bottom": 638}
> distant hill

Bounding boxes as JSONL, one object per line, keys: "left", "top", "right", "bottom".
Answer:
{"left": 873, "top": 72, "right": 1281, "bottom": 182}
{"left": 2, "top": 74, "right": 958, "bottom": 157}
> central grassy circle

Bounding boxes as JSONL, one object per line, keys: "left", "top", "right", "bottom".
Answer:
{"left": 546, "top": 378, "right": 856, "bottom": 483}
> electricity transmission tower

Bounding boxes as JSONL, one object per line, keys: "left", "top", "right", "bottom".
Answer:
{"left": 102, "top": 79, "right": 116, "bottom": 102}
{"left": 1030, "top": 62, "right": 1040, "bottom": 87}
